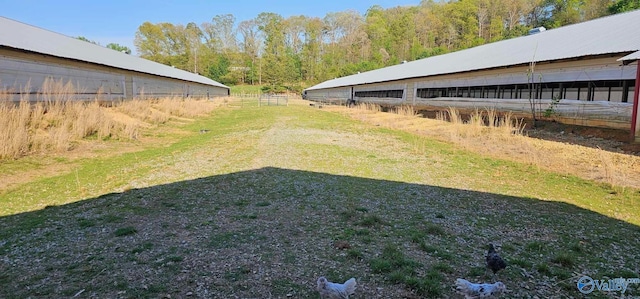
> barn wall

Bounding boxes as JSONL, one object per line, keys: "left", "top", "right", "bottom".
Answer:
{"left": 306, "top": 56, "right": 636, "bottom": 130}
{"left": 304, "top": 86, "right": 351, "bottom": 103}
{"left": 400, "top": 56, "right": 635, "bottom": 102}
{"left": 412, "top": 56, "right": 633, "bottom": 89}
{"left": 0, "top": 48, "right": 228, "bottom": 101}
{"left": 353, "top": 82, "right": 406, "bottom": 92}
{"left": 306, "top": 56, "right": 635, "bottom": 105}
{"left": 352, "top": 82, "right": 407, "bottom": 106}
{"left": 131, "top": 74, "right": 227, "bottom": 99}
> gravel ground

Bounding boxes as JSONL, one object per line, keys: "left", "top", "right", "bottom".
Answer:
{"left": 1, "top": 103, "right": 639, "bottom": 298}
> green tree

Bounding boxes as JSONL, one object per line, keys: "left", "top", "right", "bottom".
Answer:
{"left": 609, "top": 0, "right": 640, "bottom": 13}
{"left": 185, "top": 22, "right": 204, "bottom": 73}
{"left": 543, "top": 0, "right": 584, "bottom": 27}
{"left": 106, "top": 43, "right": 132, "bottom": 54}
{"left": 301, "top": 17, "right": 324, "bottom": 82}
{"left": 238, "top": 19, "right": 261, "bottom": 84}
{"left": 365, "top": 5, "right": 391, "bottom": 66}
{"left": 128, "top": 0, "right": 608, "bottom": 89}
{"left": 442, "top": 0, "right": 483, "bottom": 49}
{"left": 76, "top": 36, "right": 98, "bottom": 44}
{"left": 135, "top": 22, "right": 186, "bottom": 67}
{"left": 202, "top": 14, "right": 238, "bottom": 53}
{"left": 387, "top": 7, "right": 418, "bottom": 63}
{"left": 207, "top": 55, "right": 231, "bottom": 83}
{"left": 257, "top": 13, "right": 298, "bottom": 88}
{"left": 582, "top": 0, "right": 612, "bottom": 19}
{"left": 284, "top": 15, "right": 307, "bottom": 55}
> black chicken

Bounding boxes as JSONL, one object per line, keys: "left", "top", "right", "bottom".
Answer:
{"left": 486, "top": 243, "right": 507, "bottom": 277}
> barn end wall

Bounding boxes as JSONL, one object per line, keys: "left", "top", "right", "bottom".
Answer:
{"left": 0, "top": 47, "right": 228, "bottom": 101}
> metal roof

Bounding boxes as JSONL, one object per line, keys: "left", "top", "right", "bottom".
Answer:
{"left": 307, "top": 9, "right": 640, "bottom": 91}
{"left": 618, "top": 50, "right": 640, "bottom": 62}
{"left": 0, "top": 16, "right": 229, "bottom": 89}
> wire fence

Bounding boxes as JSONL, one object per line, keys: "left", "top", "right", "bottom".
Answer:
{"left": 229, "top": 93, "right": 291, "bottom": 107}
{"left": 231, "top": 93, "right": 261, "bottom": 99}
{"left": 258, "top": 94, "right": 289, "bottom": 106}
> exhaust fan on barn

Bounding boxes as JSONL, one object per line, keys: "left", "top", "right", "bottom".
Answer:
{"left": 528, "top": 27, "right": 546, "bottom": 35}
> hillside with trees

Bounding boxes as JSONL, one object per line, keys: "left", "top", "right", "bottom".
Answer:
{"left": 133, "top": 0, "right": 630, "bottom": 93}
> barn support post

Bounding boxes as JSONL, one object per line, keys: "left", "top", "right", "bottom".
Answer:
{"left": 631, "top": 61, "right": 640, "bottom": 143}
{"left": 125, "top": 75, "right": 133, "bottom": 100}
{"left": 413, "top": 84, "right": 417, "bottom": 106}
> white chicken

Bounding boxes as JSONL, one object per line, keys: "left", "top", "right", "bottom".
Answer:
{"left": 316, "top": 276, "right": 357, "bottom": 299}
{"left": 455, "top": 278, "right": 505, "bottom": 298}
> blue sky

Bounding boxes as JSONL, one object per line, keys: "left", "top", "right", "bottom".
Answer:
{"left": 2, "top": 0, "right": 418, "bottom": 55}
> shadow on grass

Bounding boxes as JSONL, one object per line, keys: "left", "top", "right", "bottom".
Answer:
{"left": 1, "top": 167, "right": 639, "bottom": 298}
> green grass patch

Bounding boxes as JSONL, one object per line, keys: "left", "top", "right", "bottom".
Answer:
{"left": 536, "top": 263, "right": 552, "bottom": 275}
{"left": 371, "top": 245, "right": 420, "bottom": 274}
{"left": 424, "top": 223, "right": 446, "bottom": 235}
{"left": 525, "top": 240, "right": 545, "bottom": 252}
{"left": 271, "top": 278, "right": 309, "bottom": 297}
{"left": 510, "top": 258, "right": 533, "bottom": 268}
{"left": 358, "top": 214, "right": 386, "bottom": 227}
{"left": 551, "top": 252, "right": 576, "bottom": 268}
{"left": 131, "top": 242, "right": 154, "bottom": 254}
{"left": 113, "top": 226, "right": 137, "bottom": 237}
{"left": 347, "top": 248, "right": 364, "bottom": 260}
{"left": 166, "top": 255, "right": 184, "bottom": 263}
{"left": 78, "top": 218, "right": 96, "bottom": 228}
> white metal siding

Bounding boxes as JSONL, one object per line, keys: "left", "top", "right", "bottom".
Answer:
{"left": 1, "top": 55, "right": 125, "bottom": 100}
{"left": 133, "top": 76, "right": 184, "bottom": 97}
{"left": 414, "top": 63, "right": 635, "bottom": 89}
{"left": 0, "top": 17, "right": 228, "bottom": 89}
{"left": 1, "top": 53, "right": 229, "bottom": 101}
{"left": 305, "top": 87, "right": 351, "bottom": 101}
{"left": 353, "top": 83, "right": 405, "bottom": 92}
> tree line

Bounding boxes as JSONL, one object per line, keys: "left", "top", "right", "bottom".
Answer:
{"left": 76, "top": 37, "right": 133, "bottom": 54}
{"left": 132, "top": 0, "right": 638, "bottom": 92}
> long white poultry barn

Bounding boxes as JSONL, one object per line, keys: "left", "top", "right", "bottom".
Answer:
{"left": 0, "top": 17, "right": 229, "bottom": 101}
{"left": 304, "top": 10, "right": 640, "bottom": 143}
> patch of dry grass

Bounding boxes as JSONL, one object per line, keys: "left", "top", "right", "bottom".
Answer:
{"left": 0, "top": 80, "right": 226, "bottom": 160}
{"left": 331, "top": 104, "right": 640, "bottom": 189}
{"left": 354, "top": 102, "right": 381, "bottom": 113}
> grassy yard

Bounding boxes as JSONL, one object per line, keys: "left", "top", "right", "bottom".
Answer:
{"left": 0, "top": 98, "right": 639, "bottom": 298}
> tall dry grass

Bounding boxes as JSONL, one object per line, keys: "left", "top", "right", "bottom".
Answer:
{"left": 435, "top": 107, "right": 525, "bottom": 139}
{"left": 328, "top": 103, "right": 640, "bottom": 189}
{"left": 152, "top": 96, "right": 220, "bottom": 118}
{"left": 354, "top": 102, "right": 382, "bottom": 112}
{"left": 0, "top": 80, "right": 223, "bottom": 160}
{"left": 0, "top": 100, "right": 30, "bottom": 158}
{"left": 391, "top": 105, "right": 417, "bottom": 117}
{"left": 115, "top": 96, "right": 223, "bottom": 125}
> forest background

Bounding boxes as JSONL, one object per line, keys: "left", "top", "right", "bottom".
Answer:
{"left": 126, "top": 0, "right": 639, "bottom": 93}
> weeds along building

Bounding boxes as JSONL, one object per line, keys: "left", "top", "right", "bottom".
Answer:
{"left": 304, "top": 10, "right": 640, "bottom": 143}
{"left": 0, "top": 17, "right": 229, "bottom": 101}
